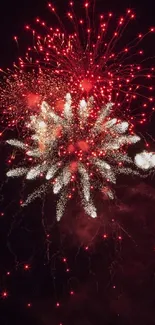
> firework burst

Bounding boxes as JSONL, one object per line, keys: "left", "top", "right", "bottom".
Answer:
{"left": 6, "top": 94, "right": 140, "bottom": 220}
{"left": 1, "top": 2, "right": 155, "bottom": 220}
{"left": 0, "top": 3, "right": 154, "bottom": 132}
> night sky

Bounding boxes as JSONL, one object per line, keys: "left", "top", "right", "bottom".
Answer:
{"left": 0, "top": 0, "right": 155, "bottom": 325}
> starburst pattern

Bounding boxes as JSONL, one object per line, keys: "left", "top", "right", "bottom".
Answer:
{"left": 2, "top": 3, "right": 155, "bottom": 222}
{"left": 6, "top": 94, "right": 140, "bottom": 220}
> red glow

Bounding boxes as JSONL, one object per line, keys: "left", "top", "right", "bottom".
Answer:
{"left": 55, "top": 99, "right": 65, "bottom": 112}
{"left": 24, "top": 264, "right": 30, "bottom": 270}
{"left": 39, "top": 141, "right": 45, "bottom": 152}
{"left": 70, "top": 161, "right": 78, "bottom": 173}
{"left": 53, "top": 125, "right": 62, "bottom": 138}
{"left": 81, "top": 78, "right": 93, "bottom": 92}
{"left": 77, "top": 141, "right": 89, "bottom": 152}
{"left": 84, "top": 2, "right": 89, "bottom": 8}
{"left": 68, "top": 144, "right": 75, "bottom": 153}
{"left": 63, "top": 257, "right": 67, "bottom": 262}
{"left": 27, "top": 93, "right": 40, "bottom": 107}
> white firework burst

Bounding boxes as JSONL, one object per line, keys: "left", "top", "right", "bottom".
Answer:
{"left": 134, "top": 151, "right": 155, "bottom": 170}
{"left": 6, "top": 94, "right": 141, "bottom": 221}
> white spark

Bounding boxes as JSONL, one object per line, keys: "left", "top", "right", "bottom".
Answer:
{"left": 7, "top": 167, "right": 28, "bottom": 177}
{"left": 93, "top": 102, "right": 113, "bottom": 132}
{"left": 46, "top": 164, "right": 59, "bottom": 180}
{"left": 26, "top": 164, "right": 48, "bottom": 180}
{"left": 6, "top": 139, "right": 28, "bottom": 150}
{"left": 64, "top": 93, "right": 72, "bottom": 120}
{"left": 78, "top": 164, "right": 90, "bottom": 201}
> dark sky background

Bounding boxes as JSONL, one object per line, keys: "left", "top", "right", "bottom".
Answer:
{"left": 0, "top": 1, "right": 155, "bottom": 325}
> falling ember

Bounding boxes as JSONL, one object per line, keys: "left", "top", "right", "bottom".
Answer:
{"left": 2, "top": 291, "right": 8, "bottom": 298}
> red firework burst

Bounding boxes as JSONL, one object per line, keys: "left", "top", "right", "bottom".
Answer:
{"left": 0, "top": 1, "right": 154, "bottom": 134}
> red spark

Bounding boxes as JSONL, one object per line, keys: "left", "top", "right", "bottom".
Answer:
{"left": 63, "top": 257, "right": 67, "bottom": 262}
{"left": 2, "top": 291, "right": 8, "bottom": 298}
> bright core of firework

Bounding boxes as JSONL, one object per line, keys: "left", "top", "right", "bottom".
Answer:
{"left": 6, "top": 93, "right": 140, "bottom": 220}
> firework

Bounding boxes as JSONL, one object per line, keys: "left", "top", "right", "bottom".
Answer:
{"left": 6, "top": 94, "right": 141, "bottom": 220}
{"left": 1, "top": 2, "right": 155, "bottom": 220}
